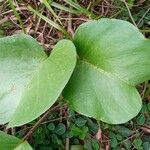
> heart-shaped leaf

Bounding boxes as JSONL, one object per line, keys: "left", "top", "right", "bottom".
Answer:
{"left": 9, "top": 39, "right": 76, "bottom": 127}
{"left": 0, "top": 35, "right": 76, "bottom": 127}
{"left": 0, "top": 131, "right": 32, "bottom": 150}
{"left": 0, "top": 34, "right": 46, "bottom": 124}
{"left": 63, "top": 18, "right": 150, "bottom": 124}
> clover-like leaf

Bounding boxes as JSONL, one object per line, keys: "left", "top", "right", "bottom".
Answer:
{"left": 0, "top": 35, "right": 76, "bottom": 127}
{"left": 0, "top": 131, "right": 32, "bottom": 150}
{"left": 63, "top": 18, "right": 150, "bottom": 124}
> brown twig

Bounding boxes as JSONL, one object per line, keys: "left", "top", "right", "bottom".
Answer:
{"left": 141, "top": 81, "right": 148, "bottom": 99}
{"left": 23, "top": 104, "right": 60, "bottom": 141}
{"left": 65, "top": 109, "right": 70, "bottom": 150}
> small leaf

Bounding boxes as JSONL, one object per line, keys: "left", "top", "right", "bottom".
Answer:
{"left": 133, "top": 138, "right": 142, "bottom": 149}
{"left": 84, "top": 140, "right": 92, "bottom": 150}
{"left": 71, "top": 125, "right": 88, "bottom": 140}
{"left": 0, "top": 131, "right": 32, "bottom": 150}
{"left": 116, "top": 134, "right": 123, "bottom": 141}
{"left": 91, "top": 139, "right": 100, "bottom": 150}
{"left": 54, "top": 123, "right": 66, "bottom": 135}
{"left": 144, "top": 135, "right": 150, "bottom": 142}
{"left": 75, "top": 117, "right": 87, "bottom": 127}
{"left": 117, "top": 126, "right": 132, "bottom": 137}
{"left": 68, "top": 109, "right": 76, "bottom": 118}
{"left": 35, "top": 131, "right": 45, "bottom": 144}
{"left": 148, "top": 102, "right": 150, "bottom": 111}
{"left": 51, "top": 134, "right": 62, "bottom": 146}
{"left": 123, "top": 140, "right": 132, "bottom": 150}
{"left": 70, "top": 145, "right": 84, "bottom": 150}
{"left": 110, "top": 137, "right": 118, "bottom": 148}
{"left": 143, "top": 142, "right": 150, "bottom": 150}
{"left": 48, "top": 123, "right": 55, "bottom": 131}
{"left": 109, "top": 132, "right": 116, "bottom": 139}
{"left": 109, "top": 132, "right": 118, "bottom": 148}
{"left": 136, "top": 114, "right": 146, "bottom": 125}
{"left": 86, "top": 118, "right": 98, "bottom": 134}
{"left": 80, "top": 126, "right": 88, "bottom": 139}
{"left": 73, "top": 138, "right": 80, "bottom": 145}
{"left": 141, "top": 104, "right": 148, "bottom": 113}
{"left": 71, "top": 125, "right": 82, "bottom": 136}
{"left": 128, "top": 0, "right": 135, "bottom": 5}
{"left": 112, "top": 147, "right": 122, "bottom": 150}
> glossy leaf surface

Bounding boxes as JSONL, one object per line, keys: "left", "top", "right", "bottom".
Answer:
{"left": 63, "top": 18, "right": 150, "bottom": 124}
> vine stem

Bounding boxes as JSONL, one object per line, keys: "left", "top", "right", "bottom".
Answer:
{"left": 23, "top": 105, "right": 60, "bottom": 141}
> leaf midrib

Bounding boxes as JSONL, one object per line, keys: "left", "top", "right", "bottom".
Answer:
{"left": 79, "top": 58, "right": 134, "bottom": 87}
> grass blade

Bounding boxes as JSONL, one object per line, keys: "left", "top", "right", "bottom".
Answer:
{"left": 28, "top": 6, "right": 71, "bottom": 38}
{"left": 64, "top": 0, "right": 97, "bottom": 18}
{"left": 51, "top": 2, "right": 80, "bottom": 15}
{"left": 40, "top": 0, "right": 62, "bottom": 25}
{"left": 7, "top": 0, "right": 26, "bottom": 33}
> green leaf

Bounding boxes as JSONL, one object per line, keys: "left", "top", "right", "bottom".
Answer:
{"left": 75, "top": 117, "right": 87, "bottom": 127}
{"left": 34, "top": 130, "right": 45, "bottom": 144}
{"left": 123, "top": 140, "right": 132, "bottom": 150}
{"left": 110, "top": 137, "right": 118, "bottom": 148}
{"left": 115, "top": 134, "right": 123, "bottom": 141}
{"left": 54, "top": 123, "right": 66, "bottom": 135}
{"left": 143, "top": 142, "right": 150, "bottom": 150}
{"left": 136, "top": 114, "right": 146, "bottom": 125}
{"left": 148, "top": 102, "right": 150, "bottom": 111}
{"left": 144, "top": 135, "right": 150, "bottom": 142}
{"left": 141, "top": 104, "right": 148, "bottom": 113}
{"left": 64, "top": 18, "right": 150, "bottom": 124}
{"left": 86, "top": 118, "right": 98, "bottom": 134}
{"left": 117, "top": 126, "right": 132, "bottom": 137}
{"left": 48, "top": 123, "right": 55, "bottom": 131}
{"left": 70, "top": 145, "right": 84, "bottom": 150}
{"left": 51, "top": 134, "right": 62, "bottom": 146}
{"left": 133, "top": 138, "right": 143, "bottom": 149}
{"left": 71, "top": 125, "right": 88, "bottom": 140}
{"left": 91, "top": 139, "right": 100, "bottom": 150}
{"left": 128, "top": 0, "right": 135, "bottom": 5}
{"left": 73, "top": 138, "right": 80, "bottom": 145}
{"left": 84, "top": 140, "right": 92, "bottom": 150}
{"left": 14, "top": 141, "right": 32, "bottom": 150}
{"left": 0, "top": 34, "right": 46, "bottom": 124}
{"left": 0, "top": 131, "right": 32, "bottom": 150}
{"left": 0, "top": 35, "right": 76, "bottom": 127}
{"left": 109, "top": 132, "right": 116, "bottom": 139}
{"left": 109, "top": 132, "right": 118, "bottom": 148}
